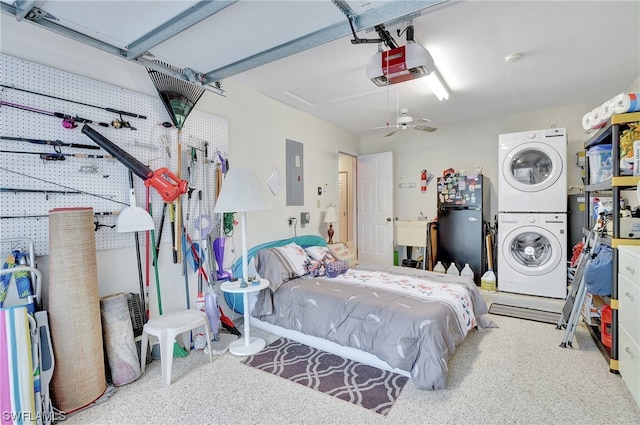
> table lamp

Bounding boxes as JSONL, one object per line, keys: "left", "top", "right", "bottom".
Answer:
{"left": 323, "top": 204, "right": 338, "bottom": 244}
{"left": 213, "top": 168, "right": 271, "bottom": 287}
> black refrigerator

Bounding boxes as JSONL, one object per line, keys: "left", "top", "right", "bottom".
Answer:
{"left": 436, "top": 174, "right": 490, "bottom": 285}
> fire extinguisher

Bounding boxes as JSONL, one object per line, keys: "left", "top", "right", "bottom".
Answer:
{"left": 421, "top": 170, "right": 427, "bottom": 192}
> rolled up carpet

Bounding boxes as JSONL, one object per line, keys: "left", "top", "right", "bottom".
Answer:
{"left": 48, "top": 207, "right": 106, "bottom": 413}
{"left": 100, "top": 293, "right": 141, "bottom": 386}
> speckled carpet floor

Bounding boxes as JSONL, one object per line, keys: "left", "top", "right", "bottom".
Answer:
{"left": 59, "top": 307, "right": 640, "bottom": 425}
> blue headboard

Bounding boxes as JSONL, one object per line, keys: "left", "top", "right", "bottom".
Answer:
{"left": 225, "top": 235, "right": 327, "bottom": 314}
{"left": 230, "top": 234, "right": 327, "bottom": 278}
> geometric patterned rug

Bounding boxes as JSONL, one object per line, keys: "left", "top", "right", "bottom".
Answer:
{"left": 242, "top": 337, "right": 408, "bottom": 415}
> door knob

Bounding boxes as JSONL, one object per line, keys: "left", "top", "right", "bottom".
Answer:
{"left": 386, "top": 217, "right": 392, "bottom": 222}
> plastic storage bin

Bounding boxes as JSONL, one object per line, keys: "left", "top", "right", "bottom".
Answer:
{"left": 587, "top": 144, "right": 612, "bottom": 184}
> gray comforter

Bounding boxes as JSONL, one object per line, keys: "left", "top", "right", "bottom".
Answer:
{"left": 255, "top": 264, "right": 489, "bottom": 390}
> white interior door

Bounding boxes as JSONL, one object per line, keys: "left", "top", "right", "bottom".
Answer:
{"left": 357, "top": 152, "right": 393, "bottom": 265}
{"left": 338, "top": 171, "right": 348, "bottom": 243}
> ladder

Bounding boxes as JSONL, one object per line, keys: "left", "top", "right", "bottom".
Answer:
{"left": 557, "top": 229, "right": 599, "bottom": 348}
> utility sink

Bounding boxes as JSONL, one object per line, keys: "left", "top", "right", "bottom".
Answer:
{"left": 396, "top": 220, "right": 430, "bottom": 247}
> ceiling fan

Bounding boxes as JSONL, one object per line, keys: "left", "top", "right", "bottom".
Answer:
{"left": 374, "top": 108, "right": 437, "bottom": 137}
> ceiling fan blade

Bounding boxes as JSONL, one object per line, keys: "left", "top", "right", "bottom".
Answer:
{"left": 402, "top": 118, "right": 430, "bottom": 127}
{"left": 414, "top": 125, "right": 438, "bottom": 133}
{"left": 373, "top": 124, "right": 398, "bottom": 130}
{"left": 385, "top": 128, "right": 400, "bottom": 137}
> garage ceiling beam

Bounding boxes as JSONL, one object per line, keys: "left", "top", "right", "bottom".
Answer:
{"left": 1, "top": 3, "right": 128, "bottom": 57}
{"left": 201, "top": 0, "right": 445, "bottom": 85}
{"left": 1, "top": 0, "right": 445, "bottom": 94}
{"left": 0, "top": 2, "right": 224, "bottom": 94}
{"left": 12, "top": 0, "right": 36, "bottom": 22}
{"left": 125, "top": 0, "right": 237, "bottom": 60}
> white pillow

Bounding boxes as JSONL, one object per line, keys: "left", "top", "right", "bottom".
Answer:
{"left": 274, "top": 242, "right": 309, "bottom": 277}
{"left": 305, "top": 245, "right": 333, "bottom": 261}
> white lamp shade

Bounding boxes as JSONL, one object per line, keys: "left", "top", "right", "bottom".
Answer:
{"left": 213, "top": 168, "right": 271, "bottom": 213}
{"left": 323, "top": 205, "right": 339, "bottom": 223}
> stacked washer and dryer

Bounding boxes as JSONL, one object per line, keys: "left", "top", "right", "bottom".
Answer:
{"left": 497, "top": 128, "right": 568, "bottom": 299}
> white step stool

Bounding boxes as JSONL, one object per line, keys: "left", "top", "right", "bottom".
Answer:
{"left": 140, "top": 309, "right": 212, "bottom": 385}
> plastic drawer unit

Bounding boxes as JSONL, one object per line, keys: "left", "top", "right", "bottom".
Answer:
{"left": 618, "top": 245, "right": 640, "bottom": 408}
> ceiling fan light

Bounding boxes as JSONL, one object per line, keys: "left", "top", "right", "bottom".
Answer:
{"left": 505, "top": 53, "right": 524, "bottom": 63}
{"left": 425, "top": 71, "right": 449, "bottom": 101}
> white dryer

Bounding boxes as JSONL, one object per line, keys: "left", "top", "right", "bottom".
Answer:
{"left": 498, "top": 128, "right": 567, "bottom": 212}
{"left": 497, "top": 213, "right": 567, "bottom": 298}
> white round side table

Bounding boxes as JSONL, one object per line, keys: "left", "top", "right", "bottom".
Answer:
{"left": 220, "top": 278, "right": 269, "bottom": 356}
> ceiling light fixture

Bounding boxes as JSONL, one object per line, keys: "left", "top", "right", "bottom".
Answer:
{"left": 505, "top": 53, "right": 524, "bottom": 63}
{"left": 424, "top": 70, "right": 449, "bottom": 101}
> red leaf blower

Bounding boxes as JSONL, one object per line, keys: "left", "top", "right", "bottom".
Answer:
{"left": 82, "top": 125, "right": 187, "bottom": 202}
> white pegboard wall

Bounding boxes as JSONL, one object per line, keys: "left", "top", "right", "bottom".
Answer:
{"left": 0, "top": 55, "right": 228, "bottom": 256}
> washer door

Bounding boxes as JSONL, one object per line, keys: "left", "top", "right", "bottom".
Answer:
{"left": 501, "top": 142, "right": 563, "bottom": 193}
{"left": 502, "top": 225, "right": 562, "bottom": 276}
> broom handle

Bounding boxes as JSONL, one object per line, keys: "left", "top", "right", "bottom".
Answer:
{"left": 175, "top": 129, "right": 183, "bottom": 264}
{"left": 486, "top": 234, "right": 493, "bottom": 270}
{"left": 150, "top": 204, "right": 163, "bottom": 315}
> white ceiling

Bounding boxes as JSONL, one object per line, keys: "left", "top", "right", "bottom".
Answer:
{"left": 2, "top": 0, "right": 639, "bottom": 137}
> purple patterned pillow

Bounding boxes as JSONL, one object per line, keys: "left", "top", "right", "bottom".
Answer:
{"left": 305, "top": 253, "right": 338, "bottom": 277}
{"left": 326, "top": 260, "right": 348, "bottom": 278}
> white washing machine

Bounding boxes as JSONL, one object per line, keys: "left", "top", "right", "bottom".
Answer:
{"left": 497, "top": 213, "right": 567, "bottom": 298}
{"left": 498, "top": 128, "right": 567, "bottom": 212}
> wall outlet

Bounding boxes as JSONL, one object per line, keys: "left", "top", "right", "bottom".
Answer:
{"left": 288, "top": 217, "right": 295, "bottom": 226}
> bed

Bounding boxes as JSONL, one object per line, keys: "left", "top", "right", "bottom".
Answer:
{"left": 226, "top": 235, "right": 491, "bottom": 390}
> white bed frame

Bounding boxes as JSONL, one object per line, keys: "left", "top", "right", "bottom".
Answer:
{"left": 250, "top": 316, "right": 411, "bottom": 378}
